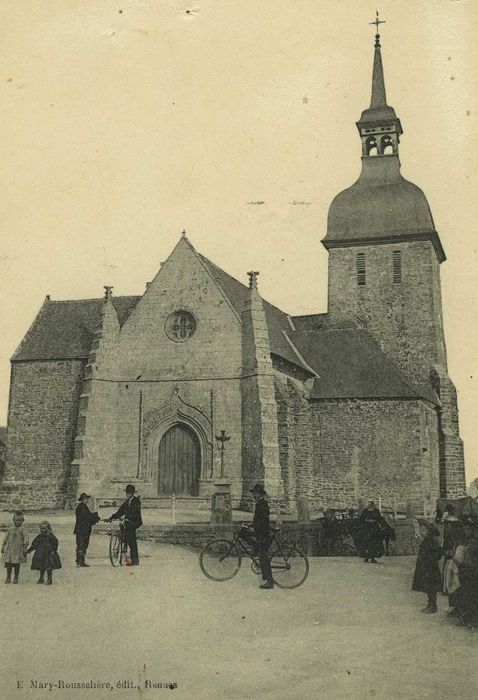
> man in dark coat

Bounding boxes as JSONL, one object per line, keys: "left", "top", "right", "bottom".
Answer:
{"left": 74, "top": 493, "right": 100, "bottom": 567}
{"left": 358, "top": 501, "right": 385, "bottom": 563}
{"left": 251, "top": 483, "right": 274, "bottom": 589}
{"left": 106, "top": 484, "right": 143, "bottom": 566}
{"left": 412, "top": 519, "right": 442, "bottom": 613}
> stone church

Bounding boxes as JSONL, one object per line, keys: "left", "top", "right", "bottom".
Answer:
{"left": 1, "top": 33, "right": 466, "bottom": 513}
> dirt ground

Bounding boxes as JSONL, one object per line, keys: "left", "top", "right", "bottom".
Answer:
{"left": 1, "top": 534, "right": 477, "bottom": 700}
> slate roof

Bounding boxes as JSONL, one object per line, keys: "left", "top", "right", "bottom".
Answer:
{"left": 12, "top": 296, "right": 140, "bottom": 362}
{"left": 289, "top": 328, "right": 438, "bottom": 404}
{"left": 11, "top": 246, "right": 438, "bottom": 405}
{"left": 0, "top": 426, "right": 7, "bottom": 445}
{"left": 198, "top": 254, "right": 311, "bottom": 373}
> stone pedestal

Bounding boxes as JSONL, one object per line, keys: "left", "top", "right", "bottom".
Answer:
{"left": 296, "top": 496, "right": 310, "bottom": 523}
{"left": 211, "top": 480, "right": 232, "bottom": 525}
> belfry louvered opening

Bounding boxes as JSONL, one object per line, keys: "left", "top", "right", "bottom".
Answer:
{"left": 392, "top": 250, "right": 402, "bottom": 283}
{"left": 356, "top": 253, "right": 366, "bottom": 286}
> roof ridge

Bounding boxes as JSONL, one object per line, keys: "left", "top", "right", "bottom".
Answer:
{"left": 345, "top": 329, "right": 439, "bottom": 404}
{"left": 197, "top": 253, "right": 248, "bottom": 290}
{"left": 199, "top": 251, "right": 293, "bottom": 318}
{"left": 11, "top": 298, "right": 50, "bottom": 362}
{"left": 48, "top": 295, "right": 141, "bottom": 304}
{"left": 292, "top": 313, "right": 328, "bottom": 319}
{"left": 281, "top": 331, "right": 318, "bottom": 377}
{"left": 190, "top": 250, "right": 242, "bottom": 322}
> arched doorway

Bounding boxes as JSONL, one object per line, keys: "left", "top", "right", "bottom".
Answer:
{"left": 158, "top": 423, "right": 201, "bottom": 496}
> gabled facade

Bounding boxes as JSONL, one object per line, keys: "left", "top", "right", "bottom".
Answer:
{"left": 0, "top": 32, "right": 466, "bottom": 513}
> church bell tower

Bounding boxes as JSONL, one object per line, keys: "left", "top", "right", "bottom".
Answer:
{"left": 321, "top": 15, "right": 465, "bottom": 498}
{"left": 322, "top": 16, "right": 446, "bottom": 383}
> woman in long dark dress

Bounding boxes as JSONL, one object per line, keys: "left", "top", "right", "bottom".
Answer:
{"left": 27, "top": 521, "right": 62, "bottom": 585}
{"left": 412, "top": 519, "right": 442, "bottom": 614}
{"left": 358, "top": 502, "right": 385, "bottom": 563}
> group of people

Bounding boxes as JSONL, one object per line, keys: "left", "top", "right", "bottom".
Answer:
{"left": 74, "top": 484, "right": 143, "bottom": 567}
{"left": 413, "top": 506, "right": 478, "bottom": 627}
{"left": 5, "top": 482, "right": 478, "bottom": 624}
{"left": 320, "top": 501, "right": 395, "bottom": 560}
{"left": 1, "top": 512, "right": 61, "bottom": 584}
{"left": 1, "top": 483, "right": 143, "bottom": 584}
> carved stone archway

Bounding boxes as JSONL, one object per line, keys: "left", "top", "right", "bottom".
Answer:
{"left": 140, "top": 391, "right": 213, "bottom": 483}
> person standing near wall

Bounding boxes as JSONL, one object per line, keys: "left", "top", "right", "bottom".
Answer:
{"left": 2, "top": 511, "right": 28, "bottom": 583}
{"left": 74, "top": 493, "right": 100, "bottom": 567}
{"left": 412, "top": 519, "right": 442, "bottom": 614}
{"left": 106, "top": 485, "right": 143, "bottom": 566}
{"left": 250, "top": 483, "right": 274, "bottom": 590}
{"left": 358, "top": 501, "right": 385, "bottom": 563}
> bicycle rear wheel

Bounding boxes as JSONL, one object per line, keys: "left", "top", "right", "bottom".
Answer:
{"left": 199, "top": 539, "right": 241, "bottom": 581}
{"left": 271, "top": 545, "right": 309, "bottom": 589}
{"left": 109, "top": 532, "right": 122, "bottom": 567}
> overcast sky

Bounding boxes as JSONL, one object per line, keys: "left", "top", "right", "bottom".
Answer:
{"left": 1, "top": 0, "right": 477, "bottom": 482}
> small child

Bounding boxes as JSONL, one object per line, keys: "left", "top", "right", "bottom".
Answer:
{"left": 412, "top": 518, "right": 443, "bottom": 613}
{"left": 2, "top": 511, "right": 29, "bottom": 584}
{"left": 27, "top": 521, "right": 62, "bottom": 585}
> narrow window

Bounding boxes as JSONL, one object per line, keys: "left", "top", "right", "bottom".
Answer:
{"left": 392, "top": 250, "right": 402, "bottom": 283}
{"left": 356, "top": 253, "right": 366, "bottom": 286}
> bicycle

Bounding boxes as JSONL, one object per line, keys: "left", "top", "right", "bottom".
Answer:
{"left": 199, "top": 524, "right": 309, "bottom": 588}
{"left": 107, "top": 517, "right": 128, "bottom": 567}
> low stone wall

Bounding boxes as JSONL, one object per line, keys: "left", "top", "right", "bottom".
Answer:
{"left": 97, "top": 518, "right": 418, "bottom": 556}
{"left": 0, "top": 517, "right": 419, "bottom": 556}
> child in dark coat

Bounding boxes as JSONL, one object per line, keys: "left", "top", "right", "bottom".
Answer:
{"left": 27, "top": 521, "right": 62, "bottom": 585}
{"left": 412, "top": 519, "right": 442, "bottom": 614}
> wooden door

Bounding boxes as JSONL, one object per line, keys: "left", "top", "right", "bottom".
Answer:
{"left": 158, "top": 423, "right": 201, "bottom": 496}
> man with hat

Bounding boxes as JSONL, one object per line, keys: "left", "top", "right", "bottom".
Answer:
{"left": 106, "top": 485, "right": 143, "bottom": 566}
{"left": 74, "top": 493, "right": 100, "bottom": 567}
{"left": 250, "top": 483, "right": 274, "bottom": 589}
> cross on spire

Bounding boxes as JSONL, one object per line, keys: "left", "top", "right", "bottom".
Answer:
{"left": 369, "top": 11, "right": 385, "bottom": 48}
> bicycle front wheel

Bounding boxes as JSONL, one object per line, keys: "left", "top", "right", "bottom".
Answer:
{"left": 199, "top": 539, "right": 241, "bottom": 581}
{"left": 271, "top": 545, "right": 309, "bottom": 589}
{"left": 109, "top": 532, "right": 122, "bottom": 567}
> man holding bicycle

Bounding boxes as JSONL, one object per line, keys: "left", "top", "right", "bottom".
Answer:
{"left": 106, "top": 484, "right": 143, "bottom": 565}
{"left": 250, "top": 483, "right": 274, "bottom": 589}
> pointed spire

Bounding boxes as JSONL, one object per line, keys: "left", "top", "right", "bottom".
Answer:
{"left": 370, "top": 40, "right": 387, "bottom": 108}
{"left": 368, "top": 12, "right": 387, "bottom": 108}
{"left": 356, "top": 12, "right": 402, "bottom": 146}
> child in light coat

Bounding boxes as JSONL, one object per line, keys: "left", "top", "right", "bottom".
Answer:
{"left": 2, "top": 511, "right": 29, "bottom": 584}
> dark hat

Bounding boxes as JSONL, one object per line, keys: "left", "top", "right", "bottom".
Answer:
{"left": 417, "top": 518, "right": 440, "bottom": 536}
{"left": 78, "top": 493, "right": 90, "bottom": 501}
{"left": 124, "top": 484, "right": 135, "bottom": 494}
{"left": 249, "top": 483, "right": 266, "bottom": 495}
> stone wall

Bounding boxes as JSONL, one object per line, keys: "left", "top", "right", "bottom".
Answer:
{"left": 100, "top": 518, "right": 419, "bottom": 556}
{"left": 431, "top": 366, "right": 466, "bottom": 498}
{"left": 308, "top": 398, "right": 441, "bottom": 513}
{"left": 76, "top": 237, "right": 244, "bottom": 501}
{"left": 327, "top": 240, "right": 447, "bottom": 384}
{"left": 274, "top": 375, "right": 313, "bottom": 510}
{"left": 240, "top": 278, "right": 282, "bottom": 502}
{"left": 2, "top": 360, "right": 85, "bottom": 509}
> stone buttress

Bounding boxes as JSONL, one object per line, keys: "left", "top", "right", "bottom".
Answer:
{"left": 240, "top": 272, "right": 283, "bottom": 504}
{"left": 67, "top": 287, "right": 120, "bottom": 504}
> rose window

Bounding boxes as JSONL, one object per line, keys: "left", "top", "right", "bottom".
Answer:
{"left": 165, "top": 310, "right": 196, "bottom": 342}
